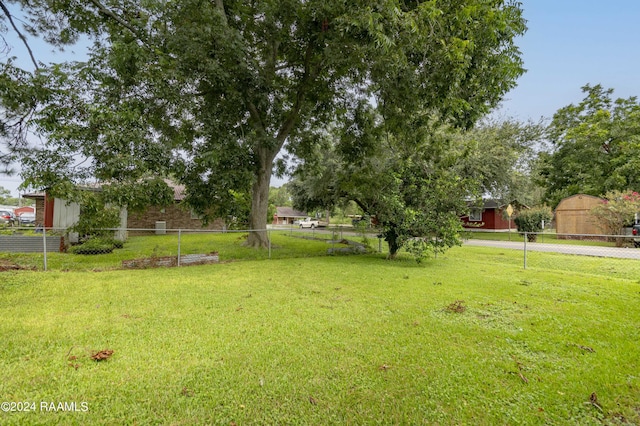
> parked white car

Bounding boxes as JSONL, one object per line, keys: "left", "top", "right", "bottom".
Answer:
{"left": 299, "top": 217, "right": 320, "bottom": 229}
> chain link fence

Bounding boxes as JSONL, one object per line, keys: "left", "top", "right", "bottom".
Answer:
{"left": 463, "top": 231, "right": 640, "bottom": 268}
{"left": 0, "top": 225, "right": 381, "bottom": 271}
{"left": 1, "top": 225, "right": 638, "bottom": 271}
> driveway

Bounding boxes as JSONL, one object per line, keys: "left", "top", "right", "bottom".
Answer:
{"left": 464, "top": 239, "right": 640, "bottom": 260}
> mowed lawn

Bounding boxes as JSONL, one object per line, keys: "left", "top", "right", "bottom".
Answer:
{"left": 1, "top": 243, "right": 640, "bottom": 425}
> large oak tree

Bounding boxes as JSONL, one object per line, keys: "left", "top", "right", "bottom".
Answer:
{"left": 3, "top": 0, "right": 526, "bottom": 247}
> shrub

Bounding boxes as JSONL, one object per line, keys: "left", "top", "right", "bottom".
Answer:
{"left": 514, "top": 206, "right": 552, "bottom": 242}
{"left": 70, "top": 238, "right": 120, "bottom": 255}
{"left": 590, "top": 190, "right": 640, "bottom": 247}
{"left": 70, "top": 192, "right": 121, "bottom": 240}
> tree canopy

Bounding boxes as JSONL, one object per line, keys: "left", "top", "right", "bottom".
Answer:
{"left": 455, "top": 118, "right": 544, "bottom": 206}
{"left": 290, "top": 106, "right": 477, "bottom": 261}
{"left": 539, "top": 84, "right": 640, "bottom": 207}
{"left": 2, "top": 0, "right": 526, "bottom": 247}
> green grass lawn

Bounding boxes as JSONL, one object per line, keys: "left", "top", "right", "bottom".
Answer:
{"left": 1, "top": 240, "right": 640, "bottom": 424}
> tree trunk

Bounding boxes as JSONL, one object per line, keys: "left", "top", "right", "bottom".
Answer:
{"left": 384, "top": 226, "right": 400, "bottom": 259}
{"left": 245, "top": 147, "right": 275, "bottom": 248}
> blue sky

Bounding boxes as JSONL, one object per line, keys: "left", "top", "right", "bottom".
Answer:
{"left": 497, "top": 0, "right": 640, "bottom": 121}
{"left": 3, "top": 1, "right": 640, "bottom": 195}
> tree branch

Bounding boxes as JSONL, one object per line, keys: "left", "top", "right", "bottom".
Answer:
{"left": 246, "top": 100, "right": 267, "bottom": 137}
{"left": 213, "top": 0, "right": 228, "bottom": 25}
{"left": 0, "top": 0, "right": 38, "bottom": 70}
{"left": 276, "top": 43, "right": 323, "bottom": 144}
{"left": 86, "top": 0, "right": 150, "bottom": 48}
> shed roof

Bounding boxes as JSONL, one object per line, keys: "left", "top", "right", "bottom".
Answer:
{"left": 555, "top": 194, "right": 604, "bottom": 212}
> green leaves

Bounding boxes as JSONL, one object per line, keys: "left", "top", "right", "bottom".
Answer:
{"left": 589, "top": 190, "right": 640, "bottom": 236}
{"left": 3, "top": 0, "right": 526, "bottom": 248}
{"left": 513, "top": 206, "right": 552, "bottom": 241}
{"left": 541, "top": 84, "right": 640, "bottom": 207}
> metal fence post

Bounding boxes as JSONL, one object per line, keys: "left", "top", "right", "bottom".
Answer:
{"left": 523, "top": 232, "right": 527, "bottom": 270}
{"left": 42, "top": 227, "right": 48, "bottom": 271}
{"left": 177, "top": 229, "right": 182, "bottom": 266}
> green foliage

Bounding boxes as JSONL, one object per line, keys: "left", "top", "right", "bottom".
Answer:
{"left": 268, "top": 185, "right": 292, "bottom": 222}
{"left": 100, "top": 178, "right": 174, "bottom": 214}
{"left": 514, "top": 206, "right": 552, "bottom": 241}
{"left": 456, "top": 118, "right": 545, "bottom": 206}
{"left": 291, "top": 108, "right": 474, "bottom": 262}
{"left": 589, "top": 190, "right": 640, "bottom": 239}
{"left": 539, "top": 84, "right": 640, "bottom": 207}
{"left": 70, "top": 191, "right": 121, "bottom": 239}
{"left": 69, "top": 237, "right": 119, "bottom": 255}
{"left": 3, "top": 0, "right": 527, "bottom": 249}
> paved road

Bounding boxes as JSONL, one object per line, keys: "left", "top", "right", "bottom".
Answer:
{"left": 275, "top": 226, "right": 640, "bottom": 260}
{"left": 464, "top": 239, "right": 640, "bottom": 260}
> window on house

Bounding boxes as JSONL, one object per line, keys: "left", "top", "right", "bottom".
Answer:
{"left": 469, "top": 209, "right": 483, "bottom": 222}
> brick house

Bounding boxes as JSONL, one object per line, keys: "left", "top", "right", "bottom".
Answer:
{"left": 23, "top": 181, "right": 225, "bottom": 236}
{"left": 273, "top": 206, "right": 308, "bottom": 225}
{"left": 126, "top": 182, "right": 225, "bottom": 232}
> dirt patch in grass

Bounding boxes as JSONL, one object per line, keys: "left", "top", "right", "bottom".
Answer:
{"left": 122, "top": 252, "right": 219, "bottom": 269}
{"left": 445, "top": 300, "right": 467, "bottom": 313}
{"left": 0, "top": 259, "right": 36, "bottom": 272}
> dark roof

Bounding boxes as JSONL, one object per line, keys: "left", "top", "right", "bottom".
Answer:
{"left": 276, "top": 206, "right": 307, "bottom": 217}
{"left": 468, "top": 199, "right": 529, "bottom": 210}
{"left": 22, "top": 192, "right": 45, "bottom": 199}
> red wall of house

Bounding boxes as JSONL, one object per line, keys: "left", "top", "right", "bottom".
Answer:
{"left": 462, "top": 208, "right": 512, "bottom": 230}
{"left": 44, "top": 194, "right": 54, "bottom": 228}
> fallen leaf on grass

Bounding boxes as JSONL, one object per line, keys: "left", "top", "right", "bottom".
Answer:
{"left": 518, "top": 371, "right": 529, "bottom": 384}
{"left": 379, "top": 364, "right": 391, "bottom": 371}
{"left": 91, "top": 349, "right": 114, "bottom": 361}
{"left": 568, "top": 342, "right": 595, "bottom": 353}
{"left": 309, "top": 396, "right": 317, "bottom": 405}
{"left": 588, "top": 392, "right": 603, "bottom": 412}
